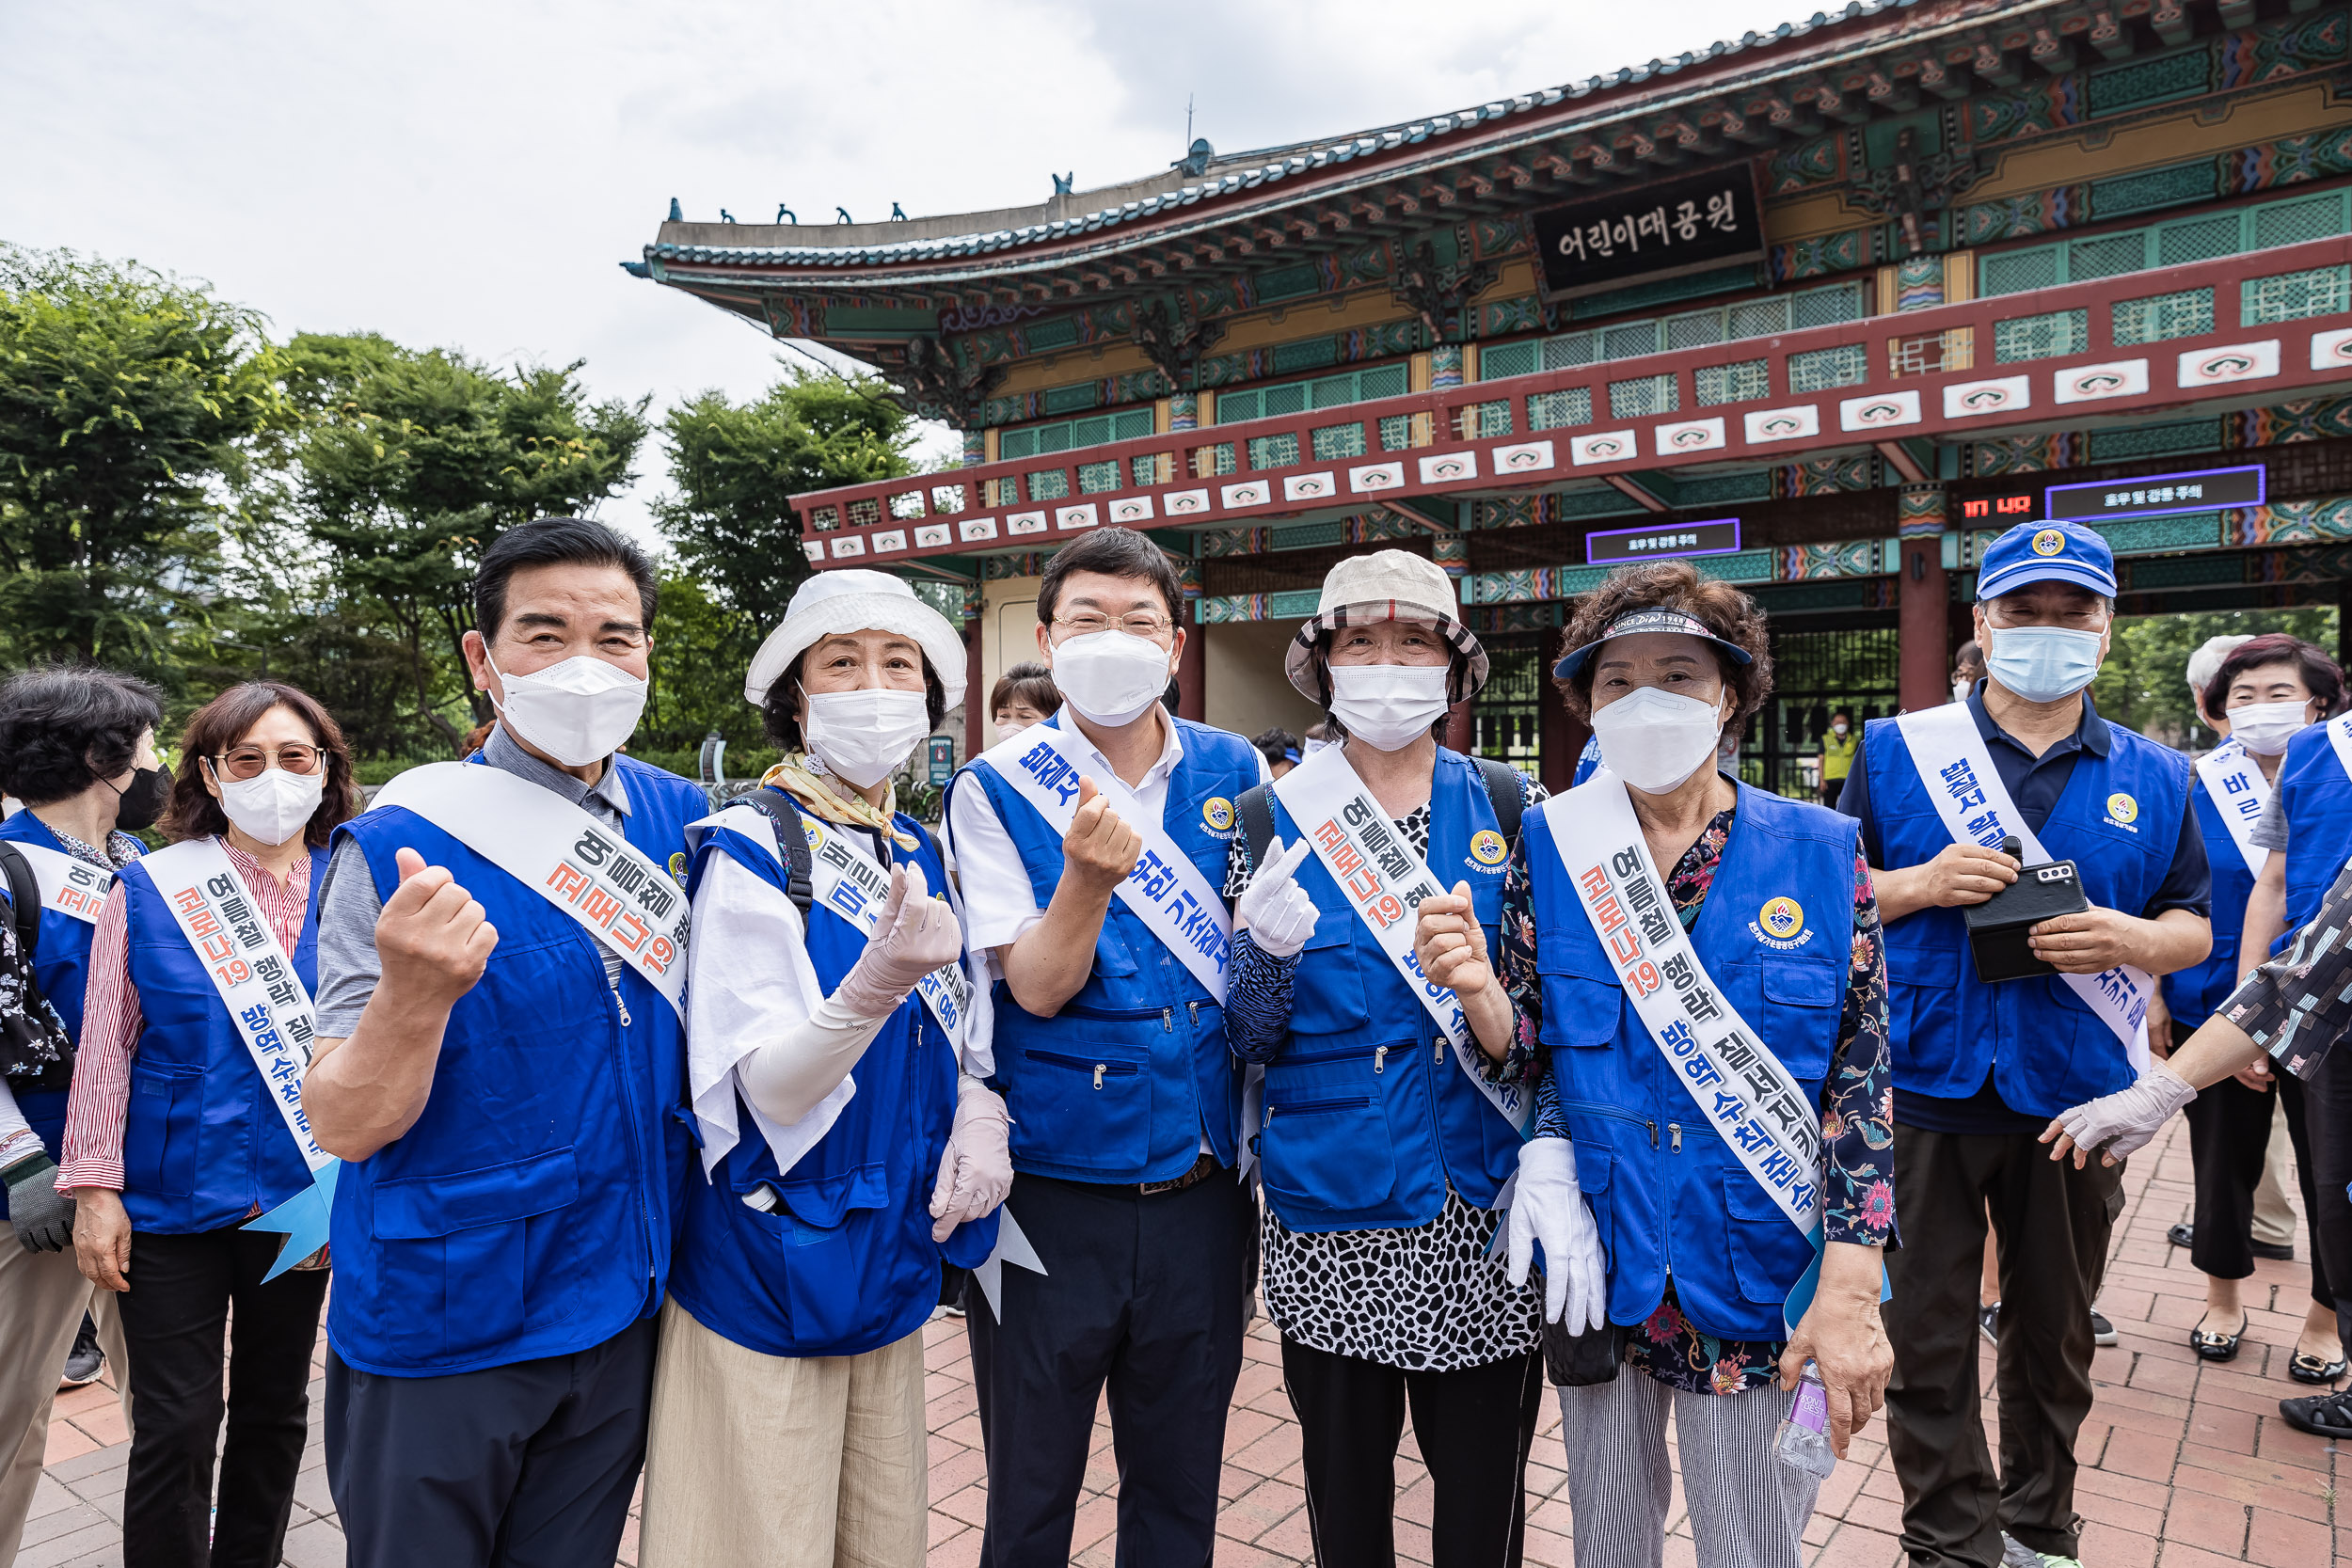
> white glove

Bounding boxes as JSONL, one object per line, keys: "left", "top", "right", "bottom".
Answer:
{"left": 929, "top": 1075, "right": 1012, "bottom": 1242}
{"left": 834, "top": 863, "right": 965, "bottom": 1017}
{"left": 1236, "top": 835, "right": 1320, "bottom": 959}
{"left": 1507, "top": 1136, "right": 1607, "bottom": 1331}
{"left": 2052, "top": 1063, "right": 2197, "bottom": 1165}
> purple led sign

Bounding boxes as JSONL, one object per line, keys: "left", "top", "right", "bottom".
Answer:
{"left": 2043, "top": 464, "right": 2265, "bottom": 524}
{"left": 1585, "top": 517, "right": 1741, "bottom": 566}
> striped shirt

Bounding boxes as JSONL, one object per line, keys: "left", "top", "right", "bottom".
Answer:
{"left": 56, "top": 839, "right": 316, "bottom": 1193}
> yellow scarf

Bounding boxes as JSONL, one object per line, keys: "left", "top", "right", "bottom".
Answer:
{"left": 762, "top": 754, "right": 920, "bottom": 851}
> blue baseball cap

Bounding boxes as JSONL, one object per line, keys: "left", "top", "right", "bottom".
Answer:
{"left": 1975, "top": 520, "right": 2117, "bottom": 602}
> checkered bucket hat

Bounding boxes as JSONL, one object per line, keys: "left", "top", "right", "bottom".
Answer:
{"left": 1284, "top": 549, "right": 1487, "bottom": 703}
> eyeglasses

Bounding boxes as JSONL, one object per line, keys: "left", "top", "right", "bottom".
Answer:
{"left": 1052, "top": 611, "right": 1175, "bottom": 641}
{"left": 210, "top": 744, "right": 325, "bottom": 781}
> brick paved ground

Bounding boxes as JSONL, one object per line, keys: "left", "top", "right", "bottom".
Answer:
{"left": 18, "top": 1116, "right": 2345, "bottom": 1566}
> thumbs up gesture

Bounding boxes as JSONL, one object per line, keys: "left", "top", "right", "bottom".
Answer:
{"left": 375, "top": 847, "right": 499, "bottom": 1008}
{"left": 1059, "top": 776, "right": 1144, "bottom": 899}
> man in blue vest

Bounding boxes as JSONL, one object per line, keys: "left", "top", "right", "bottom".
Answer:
{"left": 302, "top": 517, "right": 708, "bottom": 1568}
{"left": 1839, "top": 519, "right": 2210, "bottom": 1568}
{"left": 943, "top": 525, "right": 1267, "bottom": 1568}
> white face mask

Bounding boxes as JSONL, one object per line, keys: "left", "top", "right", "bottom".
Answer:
{"left": 1953, "top": 679, "right": 1973, "bottom": 704}
{"left": 1051, "top": 629, "right": 1173, "bottom": 726}
{"left": 2225, "top": 698, "right": 2312, "bottom": 757}
{"left": 1328, "top": 663, "right": 1451, "bottom": 752}
{"left": 487, "top": 653, "right": 647, "bottom": 767}
{"left": 1300, "top": 736, "right": 1330, "bottom": 757}
{"left": 1831, "top": 721, "right": 1850, "bottom": 736}
{"left": 802, "top": 686, "right": 931, "bottom": 789}
{"left": 214, "top": 766, "right": 326, "bottom": 847}
{"left": 1590, "top": 686, "right": 1728, "bottom": 795}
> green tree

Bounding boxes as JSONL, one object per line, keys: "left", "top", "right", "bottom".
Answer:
{"left": 2092, "top": 606, "right": 2341, "bottom": 740}
{"left": 652, "top": 369, "right": 919, "bottom": 745}
{"left": 284, "top": 333, "right": 648, "bottom": 747}
{"left": 0, "top": 247, "right": 287, "bottom": 674}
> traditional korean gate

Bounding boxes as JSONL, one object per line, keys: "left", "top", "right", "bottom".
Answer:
{"left": 1740, "top": 624, "right": 1903, "bottom": 801}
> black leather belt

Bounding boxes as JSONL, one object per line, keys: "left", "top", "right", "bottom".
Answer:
{"left": 1136, "top": 1151, "right": 1223, "bottom": 1196}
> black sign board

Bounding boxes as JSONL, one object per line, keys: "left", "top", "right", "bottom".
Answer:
{"left": 2043, "top": 464, "right": 2265, "bottom": 523}
{"left": 1957, "top": 492, "right": 2042, "bottom": 525}
{"left": 1531, "top": 166, "right": 1768, "bottom": 302}
{"left": 1586, "top": 518, "right": 1741, "bottom": 565}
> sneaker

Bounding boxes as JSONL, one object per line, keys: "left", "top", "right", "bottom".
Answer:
{"left": 2090, "top": 1309, "right": 2118, "bottom": 1348}
{"left": 56, "top": 1315, "right": 103, "bottom": 1390}
{"left": 2001, "top": 1540, "right": 2083, "bottom": 1568}
{"left": 1979, "top": 1302, "right": 2000, "bottom": 1345}
{"left": 2280, "top": 1386, "right": 2352, "bottom": 1438}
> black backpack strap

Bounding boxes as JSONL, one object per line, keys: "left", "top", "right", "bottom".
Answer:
{"left": 1473, "top": 756, "right": 1526, "bottom": 849}
{"left": 1235, "top": 783, "right": 1278, "bottom": 875}
{"left": 0, "top": 842, "right": 39, "bottom": 962}
{"left": 723, "top": 788, "right": 814, "bottom": 916}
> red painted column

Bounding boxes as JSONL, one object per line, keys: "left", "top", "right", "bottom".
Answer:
{"left": 1898, "top": 485, "right": 1951, "bottom": 714}
{"left": 963, "top": 614, "right": 984, "bottom": 761}
{"left": 1176, "top": 607, "right": 1206, "bottom": 721}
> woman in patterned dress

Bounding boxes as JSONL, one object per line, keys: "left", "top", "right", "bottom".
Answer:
{"left": 1414, "top": 562, "right": 1896, "bottom": 1568}
{"left": 1221, "top": 550, "right": 1560, "bottom": 1568}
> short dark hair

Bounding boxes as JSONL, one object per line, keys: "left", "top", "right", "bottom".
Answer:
{"left": 0, "top": 666, "right": 165, "bottom": 806}
{"left": 2203, "top": 633, "right": 2347, "bottom": 724}
{"left": 760, "top": 655, "right": 949, "bottom": 755}
{"left": 991, "top": 660, "right": 1060, "bottom": 719}
{"left": 474, "top": 516, "right": 659, "bottom": 639}
{"left": 1251, "top": 727, "right": 1299, "bottom": 770}
{"left": 1553, "top": 560, "right": 1773, "bottom": 736}
{"left": 1036, "top": 527, "right": 1183, "bottom": 628}
{"left": 164, "top": 681, "right": 361, "bottom": 850}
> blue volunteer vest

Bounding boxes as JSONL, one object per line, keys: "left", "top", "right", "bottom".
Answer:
{"left": 1527, "top": 783, "right": 1851, "bottom": 1341}
{"left": 1257, "top": 749, "right": 1520, "bottom": 1230}
{"left": 2162, "top": 772, "right": 2257, "bottom": 1026}
{"left": 951, "top": 713, "right": 1257, "bottom": 1184}
{"left": 1864, "top": 713, "right": 2190, "bottom": 1118}
{"left": 326, "top": 754, "right": 705, "bottom": 1377}
{"left": 2274, "top": 721, "right": 2352, "bottom": 946}
{"left": 669, "top": 793, "right": 998, "bottom": 1359}
{"left": 113, "top": 845, "right": 321, "bottom": 1234}
{"left": 0, "top": 813, "right": 136, "bottom": 1152}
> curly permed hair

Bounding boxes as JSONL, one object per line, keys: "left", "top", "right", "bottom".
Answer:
{"left": 1554, "top": 560, "right": 1773, "bottom": 741}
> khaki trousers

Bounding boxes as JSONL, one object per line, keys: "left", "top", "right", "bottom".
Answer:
{"left": 0, "top": 1243, "right": 130, "bottom": 1564}
{"left": 639, "top": 1297, "right": 927, "bottom": 1568}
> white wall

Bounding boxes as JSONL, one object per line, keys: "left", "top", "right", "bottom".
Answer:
{"left": 978, "top": 575, "right": 1044, "bottom": 748}
{"left": 1203, "top": 619, "right": 1324, "bottom": 744}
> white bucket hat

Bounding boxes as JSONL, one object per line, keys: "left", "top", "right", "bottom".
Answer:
{"left": 743, "top": 569, "right": 967, "bottom": 707}
{"left": 1285, "top": 548, "right": 1486, "bottom": 703}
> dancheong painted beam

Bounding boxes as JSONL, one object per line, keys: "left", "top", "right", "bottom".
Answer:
{"left": 791, "top": 234, "right": 2352, "bottom": 569}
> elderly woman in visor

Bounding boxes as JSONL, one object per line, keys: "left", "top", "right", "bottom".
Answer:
{"left": 1221, "top": 549, "right": 1557, "bottom": 1568}
{"left": 1414, "top": 561, "right": 1895, "bottom": 1568}
{"left": 640, "top": 569, "right": 1009, "bottom": 1568}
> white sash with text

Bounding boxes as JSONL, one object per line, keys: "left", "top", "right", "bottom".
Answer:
{"left": 1271, "top": 746, "right": 1531, "bottom": 1134}
{"left": 2193, "top": 737, "right": 2270, "bottom": 879}
{"left": 1543, "top": 776, "right": 1820, "bottom": 1238}
{"left": 6, "top": 840, "right": 115, "bottom": 924}
{"left": 1894, "top": 704, "right": 2152, "bottom": 1070}
{"left": 373, "top": 762, "right": 687, "bottom": 1019}
{"left": 968, "top": 721, "right": 1232, "bottom": 1002}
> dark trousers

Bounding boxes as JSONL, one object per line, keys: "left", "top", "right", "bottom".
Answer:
{"left": 1882, "top": 1124, "right": 2123, "bottom": 1568}
{"left": 1281, "top": 1338, "right": 1543, "bottom": 1568}
{"left": 965, "top": 1169, "right": 1254, "bottom": 1568}
{"left": 325, "top": 1315, "right": 657, "bottom": 1568}
{"left": 2300, "top": 1047, "right": 2352, "bottom": 1360}
{"left": 2185, "top": 1071, "right": 2332, "bottom": 1305}
{"left": 116, "top": 1226, "right": 330, "bottom": 1568}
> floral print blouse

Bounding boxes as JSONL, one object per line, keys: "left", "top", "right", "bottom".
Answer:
{"left": 1504, "top": 801, "right": 1896, "bottom": 1396}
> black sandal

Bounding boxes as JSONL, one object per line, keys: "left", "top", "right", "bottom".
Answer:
{"left": 2288, "top": 1349, "right": 2346, "bottom": 1384}
{"left": 2191, "top": 1312, "right": 2247, "bottom": 1362}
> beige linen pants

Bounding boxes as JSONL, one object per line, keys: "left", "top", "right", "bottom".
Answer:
{"left": 0, "top": 1243, "right": 130, "bottom": 1563}
{"left": 639, "top": 1296, "right": 927, "bottom": 1568}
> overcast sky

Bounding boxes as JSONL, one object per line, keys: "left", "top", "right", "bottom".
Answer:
{"left": 4, "top": 0, "right": 1790, "bottom": 546}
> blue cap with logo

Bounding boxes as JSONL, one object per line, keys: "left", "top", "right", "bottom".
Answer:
{"left": 1975, "top": 519, "right": 2117, "bottom": 602}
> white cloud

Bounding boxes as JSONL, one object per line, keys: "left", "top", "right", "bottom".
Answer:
{"left": 2, "top": 0, "right": 1792, "bottom": 544}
